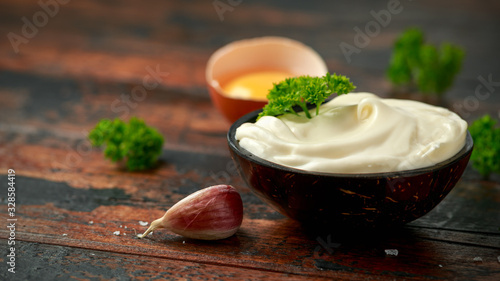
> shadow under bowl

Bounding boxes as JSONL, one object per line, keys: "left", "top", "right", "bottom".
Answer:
{"left": 228, "top": 109, "right": 473, "bottom": 229}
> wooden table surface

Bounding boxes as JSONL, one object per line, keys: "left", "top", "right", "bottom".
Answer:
{"left": 1, "top": 0, "right": 499, "bottom": 280}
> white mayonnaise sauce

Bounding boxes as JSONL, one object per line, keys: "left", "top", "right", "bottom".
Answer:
{"left": 235, "top": 93, "right": 467, "bottom": 173}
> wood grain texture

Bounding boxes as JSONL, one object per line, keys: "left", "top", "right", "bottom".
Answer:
{"left": 1, "top": 0, "right": 500, "bottom": 280}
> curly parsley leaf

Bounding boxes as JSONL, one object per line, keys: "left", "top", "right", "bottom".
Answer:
{"left": 89, "top": 117, "right": 164, "bottom": 171}
{"left": 469, "top": 114, "right": 500, "bottom": 179}
{"left": 258, "top": 73, "right": 355, "bottom": 120}
{"left": 387, "top": 28, "right": 465, "bottom": 96}
{"left": 387, "top": 28, "right": 424, "bottom": 86}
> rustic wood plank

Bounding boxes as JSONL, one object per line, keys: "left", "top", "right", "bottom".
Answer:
{"left": 0, "top": 171, "right": 498, "bottom": 280}
{"left": 2, "top": 0, "right": 500, "bottom": 113}
{"left": 0, "top": 72, "right": 231, "bottom": 155}
{"left": 0, "top": 239, "right": 333, "bottom": 281}
{"left": 1, "top": 0, "right": 500, "bottom": 280}
{"left": 1, "top": 203, "right": 500, "bottom": 280}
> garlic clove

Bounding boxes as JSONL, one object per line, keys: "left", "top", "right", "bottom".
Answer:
{"left": 138, "top": 184, "right": 243, "bottom": 240}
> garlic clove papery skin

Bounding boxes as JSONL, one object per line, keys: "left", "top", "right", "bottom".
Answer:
{"left": 164, "top": 184, "right": 243, "bottom": 240}
{"left": 138, "top": 185, "right": 243, "bottom": 240}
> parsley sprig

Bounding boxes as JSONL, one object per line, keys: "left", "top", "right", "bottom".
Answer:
{"left": 89, "top": 117, "right": 164, "bottom": 171}
{"left": 258, "top": 73, "right": 355, "bottom": 120}
{"left": 387, "top": 28, "right": 465, "bottom": 96}
{"left": 469, "top": 114, "right": 500, "bottom": 180}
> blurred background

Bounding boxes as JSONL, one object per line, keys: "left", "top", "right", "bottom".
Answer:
{"left": 1, "top": 0, "right": 499, "bottom": 122}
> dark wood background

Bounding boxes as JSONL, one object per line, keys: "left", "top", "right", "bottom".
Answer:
{"left": 1, "top": 0, "right": 499, "bottom": 280}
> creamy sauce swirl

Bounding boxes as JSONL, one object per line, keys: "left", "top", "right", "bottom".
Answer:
{"left": 235, "top": 93, "right": 467, "bottom": 173}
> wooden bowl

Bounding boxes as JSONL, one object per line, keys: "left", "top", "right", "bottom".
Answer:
{"left": 206, "top": 37, "right": 327, "bottom": 123}
{"left": 228, "top": 109, "right": 474, "bottom": 229}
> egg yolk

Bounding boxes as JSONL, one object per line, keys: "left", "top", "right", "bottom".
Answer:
{"left": 223, "top": 71, "right": 292, "bottom": 101}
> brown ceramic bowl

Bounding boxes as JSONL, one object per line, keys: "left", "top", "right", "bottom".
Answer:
{"left": 206, "top": 37, "right": 328, "bottom": 123}
{"left": 228, "top": 109, "right": 473, "bottom": 229}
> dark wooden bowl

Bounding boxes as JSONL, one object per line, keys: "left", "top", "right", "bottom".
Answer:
{"left": 228, "top": 109, "right": 473, "bottom": 229}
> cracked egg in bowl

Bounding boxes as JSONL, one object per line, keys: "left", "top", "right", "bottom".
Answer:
{"left": 206, "top": 36, "right": 328, "bottom": 122}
